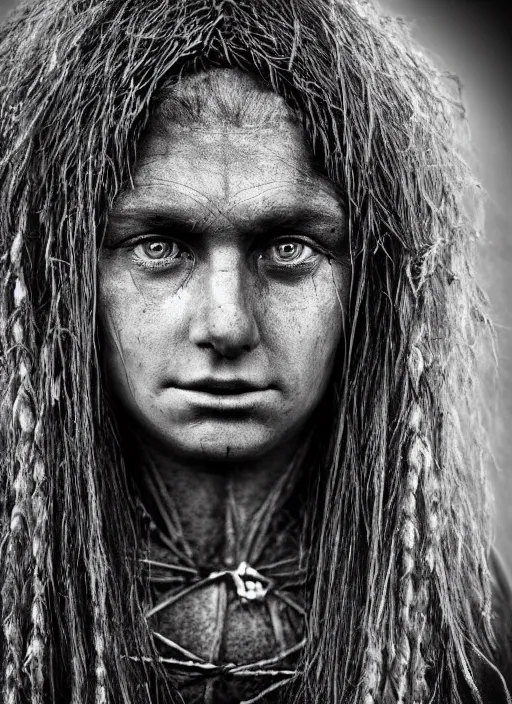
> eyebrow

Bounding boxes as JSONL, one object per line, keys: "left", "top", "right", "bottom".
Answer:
{"left": 107, "top": 203, "right": 346, "bottom": 247}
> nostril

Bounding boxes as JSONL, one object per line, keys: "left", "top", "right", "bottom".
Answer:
{"left": 193, "top": 336, "right": 255, "bottom": 359}
{"left": 214, "top": 339, "right": 253, "bottom": 360}
{"left": 220, "top": 351, "right": 239, "bottom": 361}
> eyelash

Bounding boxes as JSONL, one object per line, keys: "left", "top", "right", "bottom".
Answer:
{"left": 129, "top": 238, "right": 192, "bottom": 271}
{"left": 124, "top": 234, "right": 325, "bottom": 272}
{"left": 258, "top": 238, "right": 320, "bottom": 268}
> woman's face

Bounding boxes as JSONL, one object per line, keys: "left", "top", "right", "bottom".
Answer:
{"left": 98, "top": 104, "right": 350, "bottom": 462}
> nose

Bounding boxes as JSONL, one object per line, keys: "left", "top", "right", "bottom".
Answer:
{"left": 189, "top": 248, "right": 260, "bottom": 359}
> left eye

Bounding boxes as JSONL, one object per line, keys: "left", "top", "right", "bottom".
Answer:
{"left": 129, "top": 238, "right": 193, "bottom": 270}
{"left": 264, "top": 241, "right": 315, "bottom": 265}
{"left": 134, "top": 240, "right": 181, "bottom": 260}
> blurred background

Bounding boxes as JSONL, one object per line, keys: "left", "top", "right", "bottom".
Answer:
{"left": 0, "top": 0, "right": 511, "bottom": 567}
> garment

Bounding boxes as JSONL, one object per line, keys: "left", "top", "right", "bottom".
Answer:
{"left": 145, "top": 455, "right": 512, "bottom": 704}
{"left": 142, "top": 457, "right": 305, "bottom": 704}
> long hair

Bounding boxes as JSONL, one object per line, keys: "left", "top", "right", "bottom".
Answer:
{"left": 0, "top": 0, "right": 497, "bottom": 702}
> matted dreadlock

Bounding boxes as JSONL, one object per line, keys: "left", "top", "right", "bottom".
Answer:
{"left": 0, "top": 0, "right": 502, "bottom": 702}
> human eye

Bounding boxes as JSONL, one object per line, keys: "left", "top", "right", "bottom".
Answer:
{"left": 259, "top": 239, "right": 319, "bottom": 268}
{"left": 129, "top": 236, "right": 193, "bottom": 271}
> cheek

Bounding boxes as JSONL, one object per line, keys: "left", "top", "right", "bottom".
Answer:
{"left": 262, "top": 263, "right": 348, "bottom": 393}
{"left": 97, "top": 265, "right": 185, "bottom": 381}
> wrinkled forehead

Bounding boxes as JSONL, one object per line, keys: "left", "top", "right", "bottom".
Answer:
{"left": 134, "top": 67, "right": 339, "bottom": 199}
{"left": 111, "top": 68, "right": 344, "bottom": 237}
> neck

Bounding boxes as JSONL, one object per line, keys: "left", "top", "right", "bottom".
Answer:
{"left": 133, "top": 436, "right": 307, "bottom": 565}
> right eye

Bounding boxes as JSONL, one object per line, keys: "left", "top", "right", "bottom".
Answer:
{"left": 131, "top": 238, "right": 192, "bottom": 270}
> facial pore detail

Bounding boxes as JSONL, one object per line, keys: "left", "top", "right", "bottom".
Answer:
{"left": 99, "top": 69, "right": 350, "bottom": 462}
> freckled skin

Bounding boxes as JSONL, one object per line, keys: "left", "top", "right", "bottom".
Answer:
{"left": 98, "top": 111, "right": 349, "bottom": 465}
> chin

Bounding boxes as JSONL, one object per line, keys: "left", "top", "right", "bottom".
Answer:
{"left": 156, "top": 420, "right": 281, "bottom": 463}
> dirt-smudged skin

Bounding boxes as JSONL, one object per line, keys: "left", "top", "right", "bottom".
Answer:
{"left": 99, "top": 68, "right": 347, "bottom": 702}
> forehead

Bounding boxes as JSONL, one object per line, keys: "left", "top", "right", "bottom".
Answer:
{"left": 112, "top": 121, "right": 343, "bottom": 228}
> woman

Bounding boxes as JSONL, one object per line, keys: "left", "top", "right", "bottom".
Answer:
{"left": 0, "top": 0, "right": 510, "bottom": 703}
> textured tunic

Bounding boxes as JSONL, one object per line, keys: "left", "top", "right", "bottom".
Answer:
{"left": 140, "top": 459, "right": 512, "bottom": 704}
{"left": 142, "top": 458, "right": 306, "bottom": 704}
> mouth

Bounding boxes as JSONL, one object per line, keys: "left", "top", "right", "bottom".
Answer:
{"left": 169, "top": 379, "right": 274, "bottom": 413}
{"left": 175, "top": 379, "right": 270, "bottom": 395}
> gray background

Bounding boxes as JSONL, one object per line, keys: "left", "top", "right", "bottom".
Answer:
{"left": 1, "top": 0, "right": 511, "bottom": 567}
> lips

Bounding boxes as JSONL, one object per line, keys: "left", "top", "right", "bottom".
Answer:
{"left": 173, "top": 379, "right": 270, "bottom": 395}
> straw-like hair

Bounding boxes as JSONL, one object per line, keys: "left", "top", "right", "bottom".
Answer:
{"left": 0, "top": 0, "right": 497, "bottom": 702}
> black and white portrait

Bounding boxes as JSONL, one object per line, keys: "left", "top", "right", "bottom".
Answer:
{"left": 0, "top": 1, "right": 511, "bottom": 703}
